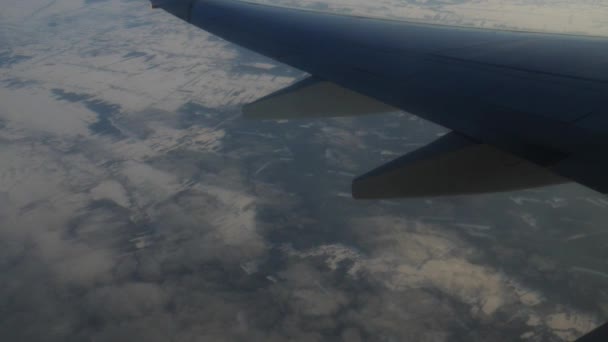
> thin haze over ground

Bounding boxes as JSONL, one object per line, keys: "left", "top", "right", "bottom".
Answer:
{"left": 0, "top": 0, "right": 608, "bottom": 341}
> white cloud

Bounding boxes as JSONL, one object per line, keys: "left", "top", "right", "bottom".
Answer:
{"left": 283, "top": 216, "right": 601, "bottom": 339}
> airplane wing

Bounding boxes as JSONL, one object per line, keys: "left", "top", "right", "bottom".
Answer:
{"left": 150, "top": 0, "right": 608, "bottom": 199}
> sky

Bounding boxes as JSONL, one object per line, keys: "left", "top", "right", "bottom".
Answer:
{"left": 1, "top": 0, "right": 608, "bottom": 341}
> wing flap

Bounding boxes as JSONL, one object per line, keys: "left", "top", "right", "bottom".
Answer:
{"left": 243, "top": 76, "right": 395, "bottom": 119}
{"left": 353, "top": 132, "right": 567, "bottom": 199}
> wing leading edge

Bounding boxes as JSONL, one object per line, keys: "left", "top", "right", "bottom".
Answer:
{"left": 151, "top": 0, "right": 608, "bottom": 197}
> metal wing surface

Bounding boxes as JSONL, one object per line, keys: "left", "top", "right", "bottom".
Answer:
{"left": 151, "top": 0, "right": 608, "bottom": 197}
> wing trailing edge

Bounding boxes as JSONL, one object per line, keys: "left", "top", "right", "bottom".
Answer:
{"left": 243, "top": 77, "right": 395, "bottom": 119}
{"left": 353, "top": 132, "right": 567, "bottom": 199}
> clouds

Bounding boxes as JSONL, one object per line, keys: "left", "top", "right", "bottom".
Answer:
{"left": 274, "top": 262, "right": 349, "bottom": 317}
{"left": 282, "top": 217, "right": 602, "bottom": 340}
{"left": 86, "top": 282, "right": 169, "bottom": 322}
{"left": 151, "top": 186, "right": 268, "bottom": 267}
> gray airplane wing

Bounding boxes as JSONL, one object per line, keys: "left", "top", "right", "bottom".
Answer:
{"left": 150, "top": 0, "right": 608, "bottom": 199}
